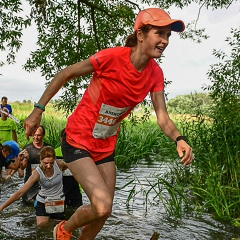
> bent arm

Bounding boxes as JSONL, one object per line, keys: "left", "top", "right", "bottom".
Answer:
{"left": 9, "top": 149, "right": 29, "bottom": 171}
{"left": 20, "top": 158, "right": 27, "bottom": 170}
{"left": 24, "top": 59, "right": 95, "bottom": 139}
{"left": 0, "top": 171, "right": 39, "bottom": 212}
{"left": 151, "top": 91, "right": 194, "bottom": 166}
{"left": 19, "top": 154, "right": 28, "bottom": 170}
{"left": 8, "top": 158, "right": 20, "bottom": 171}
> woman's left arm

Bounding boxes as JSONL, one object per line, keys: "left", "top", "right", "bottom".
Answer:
{"left": 151, "top": 91, "right": 194, "bottom": 166}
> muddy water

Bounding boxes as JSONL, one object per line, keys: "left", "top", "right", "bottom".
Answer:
{"left": 0, "top": 160, "right": 240, "bottom": 240}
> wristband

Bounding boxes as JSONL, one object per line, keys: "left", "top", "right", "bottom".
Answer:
{"left": 34, "top": 103, "right": 45, "bottom": 111}
{"left": 175, "top": 136, "right": 188, "bottom": 145}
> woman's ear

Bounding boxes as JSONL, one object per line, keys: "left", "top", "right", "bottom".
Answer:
{"left": 136, "top": 29, "right": 144, "bottom": 42}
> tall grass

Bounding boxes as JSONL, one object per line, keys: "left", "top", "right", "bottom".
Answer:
{"left": 115, "top": 120, "right": 176, "bottom": 166}
{"left": 11, "top": 101, "right": 240, "bottom": 225}
{"left": 174, "top": 98, "right": 240, "bottom": 224}
{"left": 12, "top": 102, "right": 67, "bottom": 148}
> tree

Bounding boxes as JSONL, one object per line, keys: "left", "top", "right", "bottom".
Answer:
{"left": 203, "top": 28, "right": 240, "bottom": 132}
{"left": 0, "top": 0, "right": 237, "bottom": 114}
{"left": 0, "top": 0, "right": 31, "bottom": 68}
{"left": 204, "top": 28, "right": 240, "bottom": 100}
{"left": 166, "top": 92, "right": 213, "bottom": 115}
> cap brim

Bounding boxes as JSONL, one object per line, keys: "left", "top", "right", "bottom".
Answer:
{"left": 171, "top": 21, "right": 185, "bottom": 32}
{"left": 150, "top": 19, "right": 185, "bottom": 32}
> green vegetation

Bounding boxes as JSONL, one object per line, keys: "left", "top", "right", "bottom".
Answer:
{"left": 2, "top": 2, "right": 239, "bottom": 228}
{"left": 12, "top": 88, "right": 240, "bottom": 226}
{"left": 1, "top": 0, "right": 231, "bottom": 114}
{"left": 11, "top": 28, "right": 239, "bottom": 225}
{"left": 166, "top": 92, "right": 213, "bottom": 115}
{"left": 12, "top": 102, "right": 67, "bottom": 149}
{"left": 0, "top": 231, "right": 6, "bottom": 239}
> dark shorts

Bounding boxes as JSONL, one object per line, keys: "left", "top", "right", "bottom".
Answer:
{"left": 34, "top": 200, "right": 64, "bottom": 220}
{"left": 61, "top": 132, "right": 115, "bottom": 165}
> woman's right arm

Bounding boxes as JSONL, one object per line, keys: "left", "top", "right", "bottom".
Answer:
{"left": 24, "top": 58, "right": 94, "bottom": 140}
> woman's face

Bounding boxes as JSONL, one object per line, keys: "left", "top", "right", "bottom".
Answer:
{"left": 40, "top": 157, "right": 54, "bottom": 172}
{"left": 139, "top": 25, "right": 171, "bottom": 59}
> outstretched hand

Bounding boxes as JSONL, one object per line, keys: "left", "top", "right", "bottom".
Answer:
{"left": 24, "top": 109, "right": 43, "bottom": 140}
{"left": 176, "top": 140, "right": 194, "bottom": 166}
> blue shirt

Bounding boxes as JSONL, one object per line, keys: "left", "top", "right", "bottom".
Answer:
{"left": 3, "top": 140, "right": 20, "bottom": 160}
{"left": 0, "top": 104, "right": 12, "bottom": 115}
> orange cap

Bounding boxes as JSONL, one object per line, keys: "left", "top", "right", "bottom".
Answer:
{"left": 134, "top": 8, "right": 185, "bottom": 32}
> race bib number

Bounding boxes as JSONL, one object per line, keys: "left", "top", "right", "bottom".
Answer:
{"left": 45, "top": 196, "right": 64, "bottom": 214}
{"left": 93, "top": 104, "right": 131, "bottom": 139}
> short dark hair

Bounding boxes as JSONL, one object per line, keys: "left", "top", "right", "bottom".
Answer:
{"left": 37, "top": 125, "right": 46, "bottom": 135}
{"left": 1, "top": 96, "right": 8, "bottom": 101}
{"left": 2, "top": 145, "right": 12, "bottom": 153}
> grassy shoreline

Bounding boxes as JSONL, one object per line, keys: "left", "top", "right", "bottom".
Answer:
{"left": 10, "top": 101, "right": 240, "bottom": 227}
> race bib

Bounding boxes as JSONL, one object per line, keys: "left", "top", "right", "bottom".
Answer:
{"left": 45, "top": 196, "right": 64, "bottom": 214}
{"left": 93, "top": 104, "right": 130, "bottom": 139}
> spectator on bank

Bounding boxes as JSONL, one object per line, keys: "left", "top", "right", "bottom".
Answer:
{"left": 0, "top": 107, "right": 18, "bottom": 144}
{"left": 55, "top": 129, "right": 83, "bottom": 208}
{"left": 0, "top": 146, "right": 67, "bottom": 226}
{"left": 0, "top": 141, "right": 28, "bottom": 179}
{"left": 20, "top": 125, "right": 52, "bottom": 205}
{"left": 0, "top": 96, "right": 12, "bottom": 115}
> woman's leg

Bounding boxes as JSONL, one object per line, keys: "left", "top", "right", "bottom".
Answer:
{"left": 63, "top": 157, "right": 116, "bottom": 239}
{"left": 36, "top": 216, "right": 50, "bottom": 226}
{"left": 78, "top": 160, "right": 116, "bottom": 239}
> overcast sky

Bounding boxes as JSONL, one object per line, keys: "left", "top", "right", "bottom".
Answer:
{"left": 0, "top": 2, "right": 239, "bottom": 103}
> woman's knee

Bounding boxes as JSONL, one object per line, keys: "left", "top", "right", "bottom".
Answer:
{"left": 92, "top": 196, "right": 113, "bottom": 219}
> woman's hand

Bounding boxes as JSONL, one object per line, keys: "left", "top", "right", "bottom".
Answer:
{"left": 176, "top": 140, "right": 194, "bottom": 166}
{"left": 24, "top": 108, "right": 43, "bottom": 140}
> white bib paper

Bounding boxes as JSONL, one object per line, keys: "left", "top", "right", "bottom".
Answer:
{"left": 93, "top": 104, "right": 130, "bottom": 139}
{"left": 45, "top": 196, "right": 64, "bottom": 214}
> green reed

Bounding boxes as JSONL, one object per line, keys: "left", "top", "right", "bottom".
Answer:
{"left": 0, "top": 231, "right": 6, "bottom": 239}
{"left": 115, "top": 120, "right": 176, "bottom": 167}
{"left": 13, "top": 104, "right": 67, "bottom": 149}
{"left": 116, "top": 109, "right": 240, "bottom": 224}
{"left": 175, "top": 102, "right": 240, "bottom": 224}
{"left": 12, "top": 102, "right": 240, "bottom": 225}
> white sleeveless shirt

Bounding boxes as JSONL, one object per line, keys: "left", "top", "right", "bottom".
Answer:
{"left": 35, "top": 161, "right": 64, "bottom": 203}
